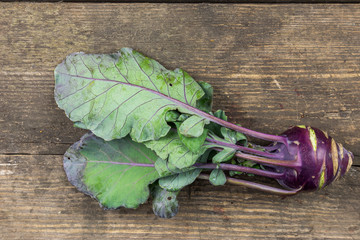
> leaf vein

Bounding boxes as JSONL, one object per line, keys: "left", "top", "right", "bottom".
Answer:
{"left": 68, "top": 83, "right": 120, "bottom": 117}
{"left": 132, "top": 53, "right": 160, "bottom": 92}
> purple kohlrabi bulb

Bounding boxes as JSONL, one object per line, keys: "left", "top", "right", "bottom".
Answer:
{"left": 275, "top": 126, "right": 353, "bottom": 191}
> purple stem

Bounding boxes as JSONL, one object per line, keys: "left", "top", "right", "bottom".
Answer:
{"left": 196, "top": 111, "right": 286, "bottom": 143}
{"left": 86, "top": 160, "right": 155, "bottom": 167}
{"left": 263, "top": 144, "right": 281, "bottom": 152}
{"left": 194, "top": 163, "right": 284, "bottom": 179}
{"left": 235, "top": 151, "right": 300, "bottom": 168}
{"left": 205, "top": 138, "right": 284, "bottom": 159}
{"left": 198, "top": 173, "right": 301, "bottom": 195}
{"left": 209, "top": 147, "right": 299, "bottom": 168}
{"left": 59, "top": 72, "right": 286, "bottom": 143}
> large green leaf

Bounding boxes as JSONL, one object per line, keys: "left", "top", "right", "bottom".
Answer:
{"left": 55, "top": 48, "right": 205, "bottom": 142}
{"left": 63, "top": 133, "right": 160, "bottom": 209}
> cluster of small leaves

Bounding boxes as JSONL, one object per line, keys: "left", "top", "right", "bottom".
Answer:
{"left": 57, "top": 48, "right": 249, "bottom": 218}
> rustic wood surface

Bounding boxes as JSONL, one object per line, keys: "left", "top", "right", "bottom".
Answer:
{"left": 0, "top": 2, "right": 359, "bottom": 239}
{"left": 9, "top": 0, "right": 360, "bottom": 3}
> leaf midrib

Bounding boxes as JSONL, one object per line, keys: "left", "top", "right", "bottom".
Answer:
{"left": 56, "top": 71, "right": 207, "bottom": 119}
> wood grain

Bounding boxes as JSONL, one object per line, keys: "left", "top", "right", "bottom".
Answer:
{"left": 0, "top": 155, "right": 359, "bottom": 239}
{"left": 5, "top": 0, "right": 360, "bottom": 3}
{"left": 1, "top": 3, "right": 359, "bottom": 163}
{"left": 0, "top": 2, "right": 359, "bottom": 239}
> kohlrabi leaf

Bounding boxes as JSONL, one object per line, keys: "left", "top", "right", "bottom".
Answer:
{"left": 144, "top": 130, "right": 208, "bottom": 169}
{"left": 177, "top": 113, "right": 191, "bottom": 122}
{"left": 206, "top": 127, "right": 247, "bottom": 163}
{"left": 209, "top": 169, "right": 227, "bottom": 186}
{"left": 196, "top": 81, "right": 213, "bottom": 113}
{"left": 151, "top": 183, "right": 179, "bottom": 218}
{"left": 165, "top": 110, "right": 180, "bottom": 122}
{"left": 154, "top": 158, "right": 195, "bottom": 177}
{"left": 73, "top": 121, "right": 87, "bottom": 129}
{"left": 174, "top": 122, "right": 208, "bottom": 153}
{"left": 206, "top": 110, "right": 228, "bottom": 137}
{"left": 179, "top": 115, "right": 209, "bottom": 138}
{"left": 221, "top": 127, "right": 247, "bottom": 144}
{"left": 63, "top": 132, "right": 160, "bottom": 209}
{"left": 229, "top": 159, "right": 262, "bottom": 177}
{"left": 55, "top": 48, "right": 205, "bottom": 142}
{"left": 212, "top": 148, "right": 236, "bottom": 163}
{"left": 159, "top": 168, "right": 202, "bottom": 192}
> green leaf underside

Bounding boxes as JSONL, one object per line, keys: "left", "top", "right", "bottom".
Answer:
{"left": 63, "top": 133, "right": 160, "bottom": 209}
{"left": 151, "top": 183, "right": 179, "bottom": 218}
{"left": 144, "top": 130, "right": 208, "bottom": 169}
{"left": 159, "top": 168, "right": 202, "bottom": 192}
{"left": 209, "top": 169, "right": 227, "bottom": 186}
{"left": 55, "top": 48, "right": 205, "bottom": 142}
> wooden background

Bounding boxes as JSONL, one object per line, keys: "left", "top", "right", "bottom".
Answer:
{"left": 0, "top": 2, "right": 359, "bottom": 239}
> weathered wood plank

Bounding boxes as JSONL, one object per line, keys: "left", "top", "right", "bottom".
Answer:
{"left": 5, "top": 0, "right": 360, "bottom": 3}
{"left": 0, "top": 155, "right": 359, "bottom": 239}
{"left": 1, "top": 3, "right": 359, "bottom": 165}
{"left": 0, "top": 3, "right": 359, "bottom": 238}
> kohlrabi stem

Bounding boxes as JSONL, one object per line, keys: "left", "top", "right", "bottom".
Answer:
{"left": 187, "top": 106, "right": 287, "bottom": 143}
{"left": 194, "top": 163, "right": 284, "bottom": 179}
{"left": 209, "top": 147, "right": 299, "bottom": 168}
{"left": 198, "top": 173, "right": 301, "bottom": 195}
{"left": 235, "top": 151, "right": 300, "bottom": 168}
{"left": 262, "top": 144, "right": 282, "bottom": 152}
{"left": 205, "top": 138, "right": 284, "bottom": 159}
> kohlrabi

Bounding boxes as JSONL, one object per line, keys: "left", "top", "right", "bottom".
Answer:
{"left": 55, "top": 48, "right": 353, "bottom": 218}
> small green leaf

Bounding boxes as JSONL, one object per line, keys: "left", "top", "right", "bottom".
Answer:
{"left": 165, "top": 111, "right": 180, "bottom": 122}
{"left": 175, "top": 122, "right": 208, "bottom": 153}
{"left": 154, "top": 158, "right": 194, "bottom": 177}
{"left": 179, "top": 115, "right": 209, "bottom": 138}
{"left": 229, "top": 159, "right": 262, "bottom": 177}
{"left": 212, "top": 148, "right": 236, "bottom": 163}
{"left": 198, "top": 149, "right": 213, "bottom": 163}
{"left": 63, "top": 133, "right": 160, "bottom": 209}
{"left": 206, "top": 110, "right": 228, "bottom": 136}
{"left": 209, "top": 169, "right": 227, "bottom": 186}
{"left": 214, "top": 110, "right": 228, "bottom": 121}
{"left": 144, "top": 130, "right": 208, "bottom": 169}
{"left": 221, "top": 127, "right": 247, "bottom": 144}
{"left": 151, "top": 183, "right": 179, "bottom": 218}
{"left": 196, "top": 81, "right": 213, "bottom": 113}
{"left": 177, "top": 113, "right": 191, "bottom": 122}
{"left": 159, "top": 169, "right": 202, "bottom": 191}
